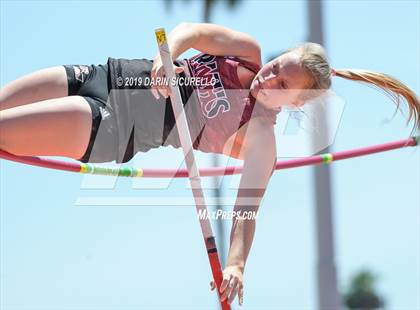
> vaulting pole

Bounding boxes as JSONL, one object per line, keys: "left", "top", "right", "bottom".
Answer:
{"left": 154, "top": 28, "right": 230, "bottom": 310}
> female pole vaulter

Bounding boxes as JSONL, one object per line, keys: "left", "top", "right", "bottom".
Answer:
{"left": 1, "top": 22, "right": 419, "bottom": 305}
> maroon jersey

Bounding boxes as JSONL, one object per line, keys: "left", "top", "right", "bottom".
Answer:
{"left": 178, "top": 53, "right": 278, "bottom": 154}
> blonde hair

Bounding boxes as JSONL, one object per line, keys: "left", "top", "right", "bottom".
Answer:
{"left": 288, "top": 42, "right": 420, "bottom": 132}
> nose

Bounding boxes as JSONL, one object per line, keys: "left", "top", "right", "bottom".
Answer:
{"left": 261, "top": 71, "right": 277, "bottom": 84}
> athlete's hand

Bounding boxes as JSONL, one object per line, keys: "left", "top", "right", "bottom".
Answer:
{"left": 150, "top": 55, "right": 184, "bottom": 100}
{"left": 210, "top": 265, "right": 244, "bottom": 306}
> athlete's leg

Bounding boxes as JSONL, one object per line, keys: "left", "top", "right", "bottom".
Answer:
{"left": 0, "top": 66, "right": 68, "bottom": 111}
{"left": 0, "top": 96, "right": 92, "bottom": 160}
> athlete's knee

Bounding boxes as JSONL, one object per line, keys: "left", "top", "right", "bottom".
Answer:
{"left": 0, "top": 110, "right": 14, "bottom": 153}
{"left": 0, "top": 86, "right": 9, "bottom": 111}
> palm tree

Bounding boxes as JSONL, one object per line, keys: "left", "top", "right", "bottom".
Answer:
{"left": 343, "top": 270, "right": 385, "bottom": 309}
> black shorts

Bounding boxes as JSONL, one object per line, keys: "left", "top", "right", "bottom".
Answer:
{"left": 63, "top": 64, "right": 117, "bottom": 163}
{"left": 64, "top": 59, "right": 195, "bottom": 164}
{"left": 106, "top": 58, "right": 197, "bottom": 163}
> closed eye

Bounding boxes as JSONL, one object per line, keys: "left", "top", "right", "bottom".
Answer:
{"left": 271, "top": 63, "right": 279, "bottom": 75}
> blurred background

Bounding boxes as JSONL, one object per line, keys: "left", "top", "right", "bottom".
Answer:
{"left": 1, "top": 0, "right": 419, "bottom": 309}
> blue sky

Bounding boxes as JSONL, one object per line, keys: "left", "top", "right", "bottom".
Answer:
{"left": 1, "top": 1, "right": 419, "bottom": 309}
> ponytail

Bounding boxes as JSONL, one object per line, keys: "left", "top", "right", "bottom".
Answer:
{"left": 290, "top": 42, "right": 419, "bottom": 132}
{"left": 333, "top": 69, "right": 420, "bottom": 132}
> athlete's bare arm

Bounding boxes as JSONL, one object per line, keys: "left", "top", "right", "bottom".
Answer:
{"left": 214, "top": 117, "right": 276, "bottom": 304}
{"left": 151, "top": 22, "right": 261, "bottom": 99}
{"left": 167, "top": 22, "right": 261, "bottom": 64}
{"left": 227, "top": 117, "right": 276, "bottom": 269}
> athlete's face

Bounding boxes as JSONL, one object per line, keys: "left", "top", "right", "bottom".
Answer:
{"left": 250, "top": 52, "right": 312, "bottom": 110}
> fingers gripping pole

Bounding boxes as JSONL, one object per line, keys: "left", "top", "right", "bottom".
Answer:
{"left": 155, "top": 28, "right": 230, "bottom": 310}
